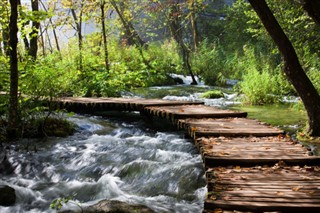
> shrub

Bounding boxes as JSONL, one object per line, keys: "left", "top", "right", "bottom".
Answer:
{"left": 239, "top": 69, "right": 280, "bottom": 105}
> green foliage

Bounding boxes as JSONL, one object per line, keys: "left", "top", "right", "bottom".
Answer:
{"left": 20, "top": 53, "right": 77, "bottom": 98}
{"left": 235, "top": 45, "right": 293, "bottom": 105}
{"left": 0, "top": 55, "right": 9, "bottom": 92}
{"left": 201, "top": 90, "right": 224, "bottom": 99}
{"left": 191, "top": 40, "right": 227, "bottom": 86}
{"left": 239, "top": 69, "right": 279, "bottom": 105}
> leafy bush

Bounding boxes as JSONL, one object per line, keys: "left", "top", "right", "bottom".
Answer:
{"left": 21, "top": 52, "right": 78, "bottom": 99}
{"left": 240, "top": 69, "right": 280, "bottom": 105}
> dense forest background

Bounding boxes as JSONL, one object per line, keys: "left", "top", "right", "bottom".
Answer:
{"left": 0, "top": 0, "right": 320, "bottom": 138}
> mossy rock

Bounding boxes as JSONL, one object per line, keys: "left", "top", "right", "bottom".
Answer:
{"left": 43, "top": 117, "right": 75, "bottom": 137}
{"left": 201, "top": 90, "right": 224, "bottom": 99}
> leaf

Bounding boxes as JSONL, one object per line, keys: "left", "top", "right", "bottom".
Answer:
{"left": 234, "top": 166, "right": 241, "bottom": 172}
{"left": 276, "top": 191, "right": 284, "bottom": 196}
{"left": 214, "top": 208, "right": 223, "bottom": 213}
{"left": 292, "top": 186, "right": 303, "bottom": 192}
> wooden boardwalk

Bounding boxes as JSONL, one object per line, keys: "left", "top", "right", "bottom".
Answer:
{"left": 54, "top": 97, "right": 320, "bottom": 212}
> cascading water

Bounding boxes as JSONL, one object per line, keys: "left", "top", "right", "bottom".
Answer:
{"left": 0, "top": 113, "right": 207, "bottom": 213}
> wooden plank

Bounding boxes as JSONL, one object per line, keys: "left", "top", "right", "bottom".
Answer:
{"left": 205, "top": 199, "right": 320, "bottom": 212}
{"left": 195, "top": 136, "right": 320, "bottom": 166}
{"left": 205, "top": 166, "right": 320, "bottom": 212}
{"left": 144, "top": 105, "right": 247, "bottom": 120}
{"left": 178, "top": 118, "right": 284, "bottom": 138}
{"left": 53, "top": 97, "right": 204, "bottom": 112}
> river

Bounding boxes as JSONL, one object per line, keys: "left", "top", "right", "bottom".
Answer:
{"left": 0, "top": 75, "right": 315, "bottom": 212}
{"left": 0, "top": 112, "right": 207, "bottom": 213}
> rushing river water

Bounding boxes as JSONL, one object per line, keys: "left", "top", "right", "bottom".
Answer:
{"left": 0, "top": 113, "right": 207, "bottom": 213}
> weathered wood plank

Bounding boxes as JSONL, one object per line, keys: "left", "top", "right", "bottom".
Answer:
{"left": 178, "top": 118, "right": 284, "bottom": 138}
{"left": 53, "top": 97, "right": 204, "bottom": 112}
{"left": 205, "top": 165, "right": 320, "bottom": 212}
{"left": 205, "top": 199, "right": 320, "bottom": 212}
{"left": 144, "top": 105, "right": 247, "bottom": 120}
{"left": 196, "top": 136, "right": 320, "bottom": 166}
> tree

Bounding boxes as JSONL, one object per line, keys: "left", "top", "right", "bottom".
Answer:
{"left": 28, "top": 0, "right": 40, "bottom": 59}
{"left": 99, "top": 0, "right": 109, "bottom": 71}
{"left": 167, "top": 1, "right": 197, "bottom": 85}
{"left": 109, "top": 0, "right": 146, "bottom": 47}
{"left": 0, "top": 1, "right": 10, "bottom": 56}
{"left": 7, "top": 0, "right": 19, "bottom": 140}
{"left": 300, "top": 0, "right": 320, "bottom": 26}
{"left": 39, "top": 0, "right": 61, "bottom": 53}
{"left": 188, "top": 0, "right": 202, "bottom": 50}
{"left": 248, "top": 0, "right": 320, "bottom": 136}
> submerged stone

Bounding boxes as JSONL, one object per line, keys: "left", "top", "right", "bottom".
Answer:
{"left": 0, "top": 185, "right": 16, "bottom": 206}
{"left": 60, "top": 200, "right": 155, "bottom": 213}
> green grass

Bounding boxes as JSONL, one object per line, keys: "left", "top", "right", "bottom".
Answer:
{"left": 230, "top": 104, "right": 307, "bottom": 128}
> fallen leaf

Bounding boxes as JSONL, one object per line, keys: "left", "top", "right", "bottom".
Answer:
{"left": 292, "top": 186, "right": 303, "bottom": 192}
{"left": 276, "top": 191, "right": 284, "bottom": 196}
{"left": 219, "top": 151, "right": 230, "bottom": 156}
{"left": 306, "top": 190, "right": 316, "bottom": 195}
{"left": 214, "top": 208, "right": 223, "bottom": 213}
{"left": 210, "top": 195, "right": 217, "bottom": 200}
{"left": 234, "top": 166, "right": 241, "bottom": 172}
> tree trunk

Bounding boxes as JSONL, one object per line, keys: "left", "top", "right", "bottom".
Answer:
{"left": 100, "top": 1, "right": 109, "bottom": 71}
{"left": 39, "top": 24, "right": 46, "bottom": 56}
{"left": 39, "top": 0, "right": 60, "bottom": 53}
{"left": 28, "top": 0, "right": 40, "bottom": 60}
{"left": 17, "top": 0, "right": 30, "bottom": 53}
{"left": 300, "top": 0, "right": 320, "bottom": 26}
{"left": 110, "top": 0, "right": 146, "bottom": 48}
{"left": 190, "top": 1, "right": 201, "bottom": 50}
{"left": 168, "top": 3, "right": 197, "bottom": 85}
{"left": 7, "top": 0, "right": 20, "bottom": 140}
{"left": 248, "top": 0, "right": 320, "bottom": 136}
{"left": 71, "top": 6, "right": 83, "bottom": 72}
{"left": 2, "top": 26, "right": 10, "bottom": 56}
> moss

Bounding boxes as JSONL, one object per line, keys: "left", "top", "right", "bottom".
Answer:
{"left": 200, "top": 90, "right": 225, "bottom": 99}
{"left": 42, "top": 117, "right": 75, "bottom": 137}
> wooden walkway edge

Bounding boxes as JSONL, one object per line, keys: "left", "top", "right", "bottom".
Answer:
{"left": 54, "top": 97, "right": 320, "bottom": 212}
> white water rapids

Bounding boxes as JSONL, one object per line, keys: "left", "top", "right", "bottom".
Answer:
{"left": 0, "top": 113, "right": 207, "bottom": 213}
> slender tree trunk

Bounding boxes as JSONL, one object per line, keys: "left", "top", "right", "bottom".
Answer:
{"left": 28, "top": 0, "right": 40, "bottom": 60}
{"left": 190, "top": 1, "right": 201, "bottom": 50}
{"left": 300, "top": 0, "right": 320, "bottom": 26}
{"left": 45, "top": 25, "right": 53, "bottom": 53}
{"left": 7, "top": 0, "right": 19, "bottom": 140}
{"left": 110, "top": 0, "right": 146, "bottom": 48}
{"left": 1, "top": 1, "right": 10, "bottom": 56}
{"left": 2, "top": 27, "right": 10, "bottom": 56}
{"left": 39, "top": 24, "right": 45, "bottom": 56}
{"left": 71, "top": 6, "right": 83, "bottom": 72}
{"left": 39, "top": 0, "right": 60, "bottom": 53}
{"left": 100, "top": 1, "right": 109, "bottom": 71}
{"left": 248, "top": 0, "right": 320, "bottom": 136}
{"left": 17, "top": 0, "right": 30, "bottom": 53}
{"left": 168, "top": 3, "right": 197, "bottom": 85}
